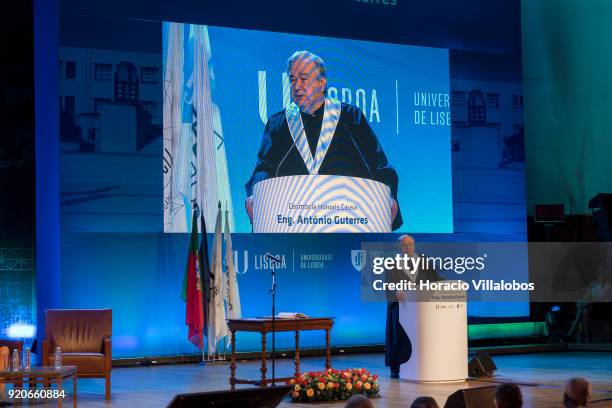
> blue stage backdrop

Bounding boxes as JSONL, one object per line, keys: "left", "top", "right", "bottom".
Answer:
{"left": 55, "top": 22, "right": 528, "bottom": 358}
{"left": 60, "top": 233, "right": 526, "bottom": 358}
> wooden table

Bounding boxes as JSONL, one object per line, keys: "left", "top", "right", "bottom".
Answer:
{"left": 0, "top": 366, "right": 77, "bottom": 407}
{"left": 227, "top": 318, "right": 334, "bottom": 389}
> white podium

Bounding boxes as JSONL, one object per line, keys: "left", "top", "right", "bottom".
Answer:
{"left": 399, "top": 287, "right": 468, "bottom": 382}
{"left": 252, "top": 175, "right": 392, "bottom": 233}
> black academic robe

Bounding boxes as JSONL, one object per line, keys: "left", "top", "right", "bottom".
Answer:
{"left": 245, "top": 102, "right": 403, "bottom": 230}
{"left": 384, "top": 262, "right": 443, "bottom": 370}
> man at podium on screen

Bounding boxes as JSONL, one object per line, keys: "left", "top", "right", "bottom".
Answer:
{"left": 245, "top": 50, "right": 403, "bottom": 230}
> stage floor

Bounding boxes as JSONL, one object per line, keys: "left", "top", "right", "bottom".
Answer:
{"left": 8, "top": 351, "right": 612, "bottom": 407}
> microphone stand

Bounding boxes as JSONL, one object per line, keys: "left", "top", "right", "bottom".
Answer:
{"left": 271, "top": 260, "right": 276, "bottom": 386}
{"left": 265, "top": 252, "right": 280, "bottom": 386}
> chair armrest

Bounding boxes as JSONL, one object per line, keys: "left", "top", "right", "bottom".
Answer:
{"left": 42, "top": 339, "right": 51, "bottom": 366}
{"left": 103, "top": 338, "right": 112, "bottom": 372}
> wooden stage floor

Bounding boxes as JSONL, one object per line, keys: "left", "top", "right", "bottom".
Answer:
{"left": 10, "top": 351, "right": 612, "bottom": 407}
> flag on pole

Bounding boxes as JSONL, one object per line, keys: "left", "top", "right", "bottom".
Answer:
{"left": 162, "top": 23, "right": 188, "bottom": 232}
{"left": 224, "top": 207, "right": 242, "bottom": 319}
{"left": 181, "top": 208, "right": 204, "bottom": 349}
{"left": 207, "top": 202, "right": 227, "bottom": 355}
{"left": 162, "top": 22, "right": 234, "bottom": 233}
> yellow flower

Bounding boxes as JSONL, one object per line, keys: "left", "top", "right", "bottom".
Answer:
{"left": 326, "top": 382, "right": 334, "bottom": 390}
{"left": 294, "top": 384, "right": 301, "bottom": 392}
{"left": 346, "top": 383, "right": 353, "bottom": 391}
{"left": 306, "top": 388, "right": 314, "bottom": 397}
{"left": 364, "top": 382, "right": 371, "bottom": 390}
{"left": 317, "top": 382, "right": 325, "bottom": 390}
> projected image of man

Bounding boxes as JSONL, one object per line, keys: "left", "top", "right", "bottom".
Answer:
{"left": 245, "top": 50, "right": 402, "bottom": 230}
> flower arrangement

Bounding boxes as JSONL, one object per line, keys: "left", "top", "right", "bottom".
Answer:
{"left": 287, "top": 368, "right": 379, "bottom": 402}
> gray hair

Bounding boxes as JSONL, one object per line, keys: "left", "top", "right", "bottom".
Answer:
{"left": 287, "top": 50, "right": 326, "bottom": 79}
{"left": 398, "top": 234, "right": 414, "bottom": 243}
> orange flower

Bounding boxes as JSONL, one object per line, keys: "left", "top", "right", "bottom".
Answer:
{"left": 355, "top": 381, "right": 363, "bottom": 390}
{"left": 306, "top": 388, "right": 314, "bottom": 397}
{"left": 361, "top": 374, "right": 368, "bottom": 382}
{"left": 317, "top": 382, "right": 325, "bottom": 391}
{"left": 364, "top": 382, "right": 371, "bottom": 390}
{"left": 326, "top": 382, "right": 334, "bottom": 390}
{"left": 346, "top": 382, "right": 353, "bottom": 391}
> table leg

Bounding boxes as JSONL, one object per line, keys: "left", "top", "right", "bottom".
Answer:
{"left": 58, "top": 378, "right": 63, "bottom": 408}
{"left": 325, "top": 328, "right": 331, "bottom": 369}
{"left": 229, "top": 330, "right": 237, "bottom": 390}
{"left": 260, "top": 332, "right": 267, "bottom": 387}
{"left": 294, "top": 330, "right": 301, "bottom": 378}
{"left": 73, "top": 374, "right": 77, "bottom": 408}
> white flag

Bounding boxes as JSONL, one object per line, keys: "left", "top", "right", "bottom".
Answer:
{"left": 163, "top": 23, "right": 234, "bottom": 233}
{"left": 224, "top": 208, "right": 241, "bottom": 319}
{"left": 207, "top": 204, "right": 227, "bottom": 355}
{"left": 162, "top": 23, "right": 188, "bottom": 232}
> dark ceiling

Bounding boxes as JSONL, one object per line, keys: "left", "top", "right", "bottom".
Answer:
{"left": 60, "top": 0, "right": 521, "bottom": 55}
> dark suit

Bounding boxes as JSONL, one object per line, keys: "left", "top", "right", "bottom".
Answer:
{"left": 384, "top": 257, "right": 443, "bottom": 372}
{"left": 245, "top": 102, "right": 403, "bottom": 230}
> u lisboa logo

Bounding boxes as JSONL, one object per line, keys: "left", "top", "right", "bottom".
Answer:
{"left": 234, "top": 250, "right": 249, "bottom": 275}
{"left": 351, "top": 250, "right": 367, "bottom": 271}
{"left": 232, "top": 250, "right": 288, "bottom": 275}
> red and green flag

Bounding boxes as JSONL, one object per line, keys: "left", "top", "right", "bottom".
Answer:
{"left": 182, "top": 209, "right": 204, "bottom": 349}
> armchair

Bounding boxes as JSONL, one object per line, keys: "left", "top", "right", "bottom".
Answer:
{"left": 42, "top": 309, "right": 112, "bottom": 400}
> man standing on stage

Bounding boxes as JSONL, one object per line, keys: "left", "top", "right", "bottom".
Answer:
{"left": 244, "top": 50, "right": 402, "bottom": 230}
{"left": 385, "top": 235, "right": 441, "bottom": 378}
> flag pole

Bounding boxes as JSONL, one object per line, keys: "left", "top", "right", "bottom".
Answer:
{"left": 197, "top": 203, "right": 206, "bottom": 367}
{"left": 201, "top": 329, "right": 206, "bottom": 367}
{"left": 217, "top": 201, "right": 222, "bottom": 363}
